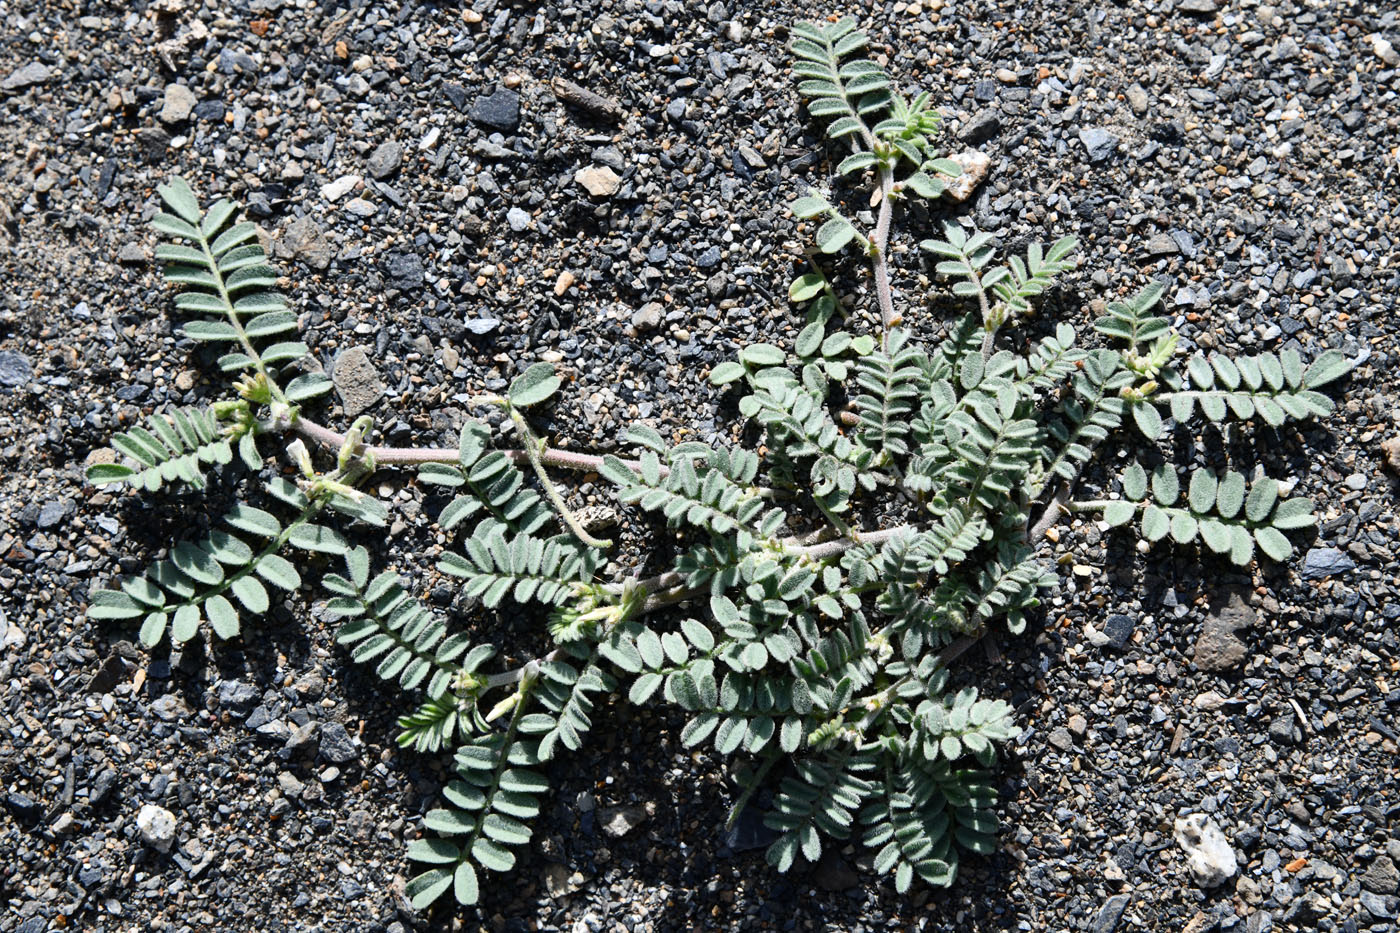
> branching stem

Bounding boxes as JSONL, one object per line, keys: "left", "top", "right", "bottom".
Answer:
{"left": 507, "top": 408, "right": 614, "bottom": 550}
{"left": 286, "top": 414, "right": 662, "bottom": 475}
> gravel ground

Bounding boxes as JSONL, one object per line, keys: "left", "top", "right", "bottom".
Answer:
{"left": 2, "top": 0, "right": 1399, "bottom": 931}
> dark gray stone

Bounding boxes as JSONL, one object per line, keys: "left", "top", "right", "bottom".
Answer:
{"left": 1362, "top": 855, "right": 1400, "bottom": 895}
{"left": 319, "top": 722, "right": 358, "bottom": 764}
{"left": 1268, "top": 713, "right": 1302, "bottom": 745}
{"left": 813, "top": 851, "right": 861, "bottom": 891}
{"left": 89, "top": 769, "right": 118, "bottom": 806}
{"left": 1103, "top": 614, "right": 1134, "bottom": 648}
{"left": 1169, "top": 230, "right": 1198, "bottom": 258}
{"left": 6, "top": 792, "right": 41, "bottom": 823}
{"left": 960, "top": 109, "right": 1002, "bottom": 144}
{"left": 1092, "top": 894, "right": 1131, "bottom": 933}
{"left": 1301, "top": 547, "right": 1355, "bottom": 579}
{"left": 1194, "top": 588, "right": 1254, "bottom": 672}
{"left": 194, "top": 100, "right": 225, "bottom": 121}
{"left": 85, "top": 653, "right": 126, "bottom": 694}
{"left": 284, "top": 721, "right": 320, "bottom": 757}
{"left": 1360, "top": 890, "right": 1396, "bottom": 919}
{"left": 471, "top": 87, "right": 520, "bottom": 131}
{"left": 1145, "top": 233, "right": 1179, "bottom": 257}
{"left": 277, "top": 216, "right": 333, "bottom": 271}
{"left": 724, "top": 806, "right": 779, "bottom": 853}
{"left": 36, "top": 500, "right": 69, "bottom": 529}
{"left": 3, "top": 62, "right": 52, "bottom": 91}
{"left": 0, "top": 351, "right": 34, "bottom": 387}
{"left": 332, "top": 347, "right": 382, "bottom": 417}
{"left": 366, "top": 140, "right": 403, "bottom": 179}
{"left": 217, "top": 680, "right": 261, "bottom": 713}
{"left": 1079, "top": 127, "right": 1120, "bottom": 162}
{"left": 384, "top": 251, "right": 424, "bottom": 290}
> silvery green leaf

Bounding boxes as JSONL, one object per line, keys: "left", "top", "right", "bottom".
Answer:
{"left": 1151, "top": 465, "right": 1178, "bottom": 506}
{"left": 157, "top": 177, "right": 203, "bottom": 225}
{"left": 1187, "top": 470, "right": 1217, "bottom": 514}
{"left": 1215, "top": 471, "right": 1246, "bottom": 519}
{"left": 509, "top": 363, "right": 561, "bottom": 408}
{"left": 1121, "top": 462, "right": 1148, "bottom": 501}
{"left": 1254, "top": 527, "right": 1292, "bottom": 561}
{"left": 816, "top": 217, "right": 856, "bottom": 253}
{"left": 1141, "top": 505, "right": 1170, "bottom": 541}
{"left": 1245, "top": 477, "right": 1278, "bottom": 523}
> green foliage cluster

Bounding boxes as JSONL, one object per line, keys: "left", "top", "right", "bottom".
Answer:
{"left": 83, "top": 17, "right": 1353, "bottom": 913}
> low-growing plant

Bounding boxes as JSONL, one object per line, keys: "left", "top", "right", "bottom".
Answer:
{"left": 86, "top": 18, "right": 1353, "bottom": 909}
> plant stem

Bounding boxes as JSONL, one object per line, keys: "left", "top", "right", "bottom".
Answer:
{"left": 871, "top": 164, "right": 897, "bottom": 351}
{"left": 286, "top": 414, "right": 662, "bottom": 475}
{"left": 602, "top": 522, "right": 919, "bottom": 611}
{"left": 508, "top": 408, "right": 614, "bottom": 550}
{"left": 1027, "top": 484, "right": 1073, "bottom": 540}
{"left": 725, "top": 748, "right": 783, "bottom": 830}
{"left": 198, "top": 232, "right": 288, "bottom": 407}
{"left": 1064, "top": 498, "right": 1139, "bottom": 512}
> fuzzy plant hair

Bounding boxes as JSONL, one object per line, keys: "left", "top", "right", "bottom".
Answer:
{"left": 86, "top": 17, "right": 1354, "bottom": 910}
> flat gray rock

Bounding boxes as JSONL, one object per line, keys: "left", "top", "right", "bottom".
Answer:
{"left": 276, "top": 215, "right": 333, "bottom": 271}
{"left": 366, "top": 140, "right": 403, "bottom": 179}
{"left": 3, "top": 62, "right": 51, "bottom": 91}
{"left": 331, "top": 347, "right": 383, "bottom": 416}
{"left": 1301, "top": 547, "right": 1356, "bottom": 579}
{"left": 0, "top": 351, "right": 34, "bottom": 387}
{"left": 158, "top": 84, "right": 197, "bottom": 124}
{"left": 1079, "top": 126, "right": 1120, "bottom": 162}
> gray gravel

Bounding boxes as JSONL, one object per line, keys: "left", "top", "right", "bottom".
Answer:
{"left": 2, "top": 0, "right": 1398, "bottom": 931}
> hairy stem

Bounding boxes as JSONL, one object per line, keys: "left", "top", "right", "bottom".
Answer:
{"left": 725, "top": 747, "right": 783, "bottom": 830}
{"left": 508, "top": 409, "right": 614, "bottom": 549}
{"left": 871, "top": 164, "right": 897, "bottom": 351}
{"left": 287, "top": 414, "right": 661, "bottom": 475}
{"left": 198, "top": 232, "right": 288, "bottom": 407}
{"left": 1027, "top": 485, "right": 1072, "bottom": 540}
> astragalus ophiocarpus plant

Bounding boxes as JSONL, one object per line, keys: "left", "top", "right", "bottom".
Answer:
{"left": 85, "top": 17, "right": 1354, "bottom": 910}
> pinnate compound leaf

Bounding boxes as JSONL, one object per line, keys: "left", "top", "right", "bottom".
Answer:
{"left": 1269, "top": 497, "right": 1315, "bottom": 529}
{"left": 1141, "top": 505, "right": 1170, "bottom": 542}
{"left": 1102, "top": 501, "right": 1136, "bottom": 527}
{"left": 157, "top": 177, "right": 203, "bottom": 225}
{"left": 1215, "top": 471, "right": 1246, "bottom": 519}
{"left": 1245, "top": 477, "right": 1278, "bottom": 523}
{"left": 1131, "top": 401, "right": 1163, "bottom": 439}
{"left": 740, "top": 344, "right": 785, "bottom": 367}
{"left": 284, "top": 373, "right": 333, "bottom": 402}
{"left": 454, "top": 861, "right": 479, "bottom": 906}
{"left": 406, "top": 838, "right": 460, "bottom": 865}
{"left": 204, "top": 595, "right": 240, "bottom": 639}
